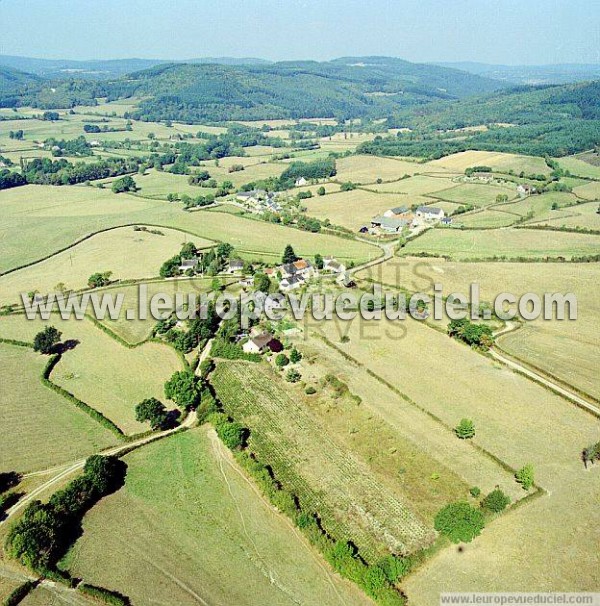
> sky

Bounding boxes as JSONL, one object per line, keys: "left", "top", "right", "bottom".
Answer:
{"left": 0, "top": 0, "right": 598, "bottom": 65}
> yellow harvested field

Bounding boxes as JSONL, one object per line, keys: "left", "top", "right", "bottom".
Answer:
{"left": 197, "top": 160, "right": 286, "bottom": 187}
{"left": 427, "top": 151, "right": 552, "bottom": 175}
{"left": 303, "top": 189, "right": 408, "bottom": 230}
{"left": 334, "top": 154, "right": 426, "bottom": 184}
{"left": 0, "top": 226, "right": 210, "bottom": 306}
{"left": 359, "top": 257, "right": 600, "bottom": 400}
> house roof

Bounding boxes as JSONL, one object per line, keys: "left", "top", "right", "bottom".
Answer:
{"left": 229, "top": 259, "right": 244, "bottom": 268}
{"left": 417, "top": 206, "right": 443, "bottom": 215}
{"left": 252, "top": 332, "right": 274, "bottom": 348}
{"left": 180, "top": 258, "right": 199, "bottom": 268}
{"left": 371, "top": 216, "right": 407, "bottom": 230}
{"left": 389, "top": 206, "right": 408, "bottom": 214}
{"left": 293, "top": 259, "right": 311, "bottom": 270}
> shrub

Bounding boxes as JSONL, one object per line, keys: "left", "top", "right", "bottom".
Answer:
{"left": 79, "top": 583, "right": 131, "bottom": 605}
{"left": 164, "top": 370, "right": 201, "bottom": 410}
{"left": 434, "top": 501, "right": 485, "bottom": 543}
{"left": 289, "top": 348, "right": 302, "bottom": 363}
{"left": 275, "top": 353, "right": 289, "bottom": 368}
{"left": 214, "top": 418, "right": 247, "bottom": 449}
{"left": 286, "top": 369, "right": 301, "bottom": 383}
{"left": 454, "top": 418, "right": 475, "bottom": 439}
{"left": 481, "top": 488, "right": 511, "bottom": 513}
{"left": 469, "top": 486, "right": 481, "bottom": 498}
{"left": 135, "top": 398, "right": 169, "bottom": 430}
{"left": 515, "top": 464, "right": 535, "bottom": 490}
{"left": 305, "top": 385, "right": 317, "bottom": 395}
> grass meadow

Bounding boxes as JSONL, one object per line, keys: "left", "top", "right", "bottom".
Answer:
{"left": 333, "top": 154, "right": 426, "bottom": 184}
{"left": 0, "top": 343, "right": 117, "bottom": 473}
{"left": 0, "top": 314, "right": 183, "bottom": 435}
{"left": 61, "top": 427, "right": 369, "bottom": 606}
{"left": 0, "top": 226, "right": 208, "bottom": 306}
{"left": 427, "top": 151, "right": 552, "bottom": 175}
{"left": 0, "top": 185, "right": 377, "bottom": 274}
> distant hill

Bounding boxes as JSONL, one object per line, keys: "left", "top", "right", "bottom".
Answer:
{"left": 114, "top": 56, "right": 507, "bottom": 122}
{"left": 359, "top": 81, "right": 600, "bottom": 158}
{"left": 0, "top": 66, "right": 42, "bottom": 93}
{"left": 434, "top": 62, "right": 600, "bottom": 85}
{"left": 0, "top": 55, "right": 271, "bottom": 80}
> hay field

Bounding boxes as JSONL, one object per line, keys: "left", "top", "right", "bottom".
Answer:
{"left": 535, "top": 200, "right": 600, "bottom": 230}
{"left": 0, "top": 315, "right": 182, "bottom": 435}
{"left": 199, "top": 160, "right": 286, "bottom": 187}
{"left": 0, "top": 343, "right": 117, "bottom": 473}
{"left": 302, "top": 189, "right": 407, "bottom": 230}
{"left": 401, "top": 227, "right": 600, "bottom": 260}
{"left": 456, "top": 209, "right": 518, "bottom": 227}
{"left": 131, "top": 170, "right": 218, "bottom": 199}
{"left": 334, "top": 154, "right": 426, "bottom": 184}
{"left": 212, "top": 360, "right": 435, "bottom": 559}
{"left": 62, "top": 427, "right": 369, "bottom": 606}
{"left": 573, "top": 181, "right": 600, "bottom": 200}
{"left": 359, "top": 257, "right": 600, "bottom": 400}
{"left": 368, "top": 174, "right": 457, "bottom": 196}
{"left": 0, "top": 185, "right": 377, "bottom": 273}
{"left": 556, "top": 155, "right": 600, "bottom": 179}
{"left": 427, "top": 151, "right": 552, "bottom": 175}
{"left": 0, "top": 226, "right": 208, "bottom": 306}
{"left": 430, "top": 182, "right": 517, "bottom": 207}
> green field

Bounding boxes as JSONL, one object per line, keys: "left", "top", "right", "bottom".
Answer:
{"left": 62, "top": 428, "right": 369, "bottom": 606}
{"left": 0, "top": 315, "right": 183, "bottom": 435}
{"left": 427, "top": 151, "right": 552, "bottom": 175}
{"left": 556, "top": 155, "right": 600, "bottom": 179}
{"left": 368, "top": 174, "right": 457, "bottom": 196}
{"left": 0, "top": 343, "right": 116, "bottom": 473}
{"left": 456, "top": 209, "right": 518, "bottom": 227}
{"left": 401, "top": 227, "right": 600, "bottom": 260}
{"left": 535, "top": 200, "right": 600, "bottom": 230}
{"left": 333, "top": 155, "right": 426, "bottom": 184}
{"left": 0, "top": 185, "right": 377, "bottom": 274}
{"left": 430, "top": 182, "right": 517, "bottom": 207}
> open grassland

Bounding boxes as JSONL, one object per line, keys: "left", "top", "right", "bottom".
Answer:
{"left": 534, "top": 200, "right": 600, "bottom": 230}
{"left": 427, "top": 151, "right": 552, "bottom": 175}
{"left": 0, "top": 185, "right": 377, "bottom": 273}
{"left": 455, "top": 209, "right": 518, "bottom": 227}
{"left": 359, "top": 257, "right": 600, "bottom": 400}
{"left": 198, "top": 159, "right": 286, "bottom": 188}
{"left": 0, "top": 226, "right": 206, "bottom": 306}
{"left": 312, "top": 314, "right": 600, "bottom": 489}
{"left": 0, "top": 315, "right": 182, "bottom": 435}
{"left": 0, "top": 343, "right": 116, "bottom": 473}
{"left": 130, "top": 169, "right": 218, "bottom": 199}
{"left": 303, "top": 189, "right": 408, "bottom": 230}
{"left": 429, "top": 182, "right": 517, "bottom": 207}
{"left": 62, "top": 427, "right": 369, "bottom": 606}
{"left": 401, "top": 227, "right": 600, "bottom": 260}
{"left": 368, "top": 174, "right": 457, "bottom": 196}
{"left": 508, "top": 191, "right": 579, "bottom": 217}
{"left": 556, "top": 155, "right": 600, "bottom": 179}
{"left": 334, "top": 154, "right": 426, "bottom": 184}
{"left": 212, "top": 360, "right": 435, "bottom": 559}
{"left": 573, "top": 180, "right": 600, "bottom": 200}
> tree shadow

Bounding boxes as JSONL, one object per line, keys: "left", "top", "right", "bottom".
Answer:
{"left": 52, "top": 339, "right": 80, "bottom": 354}
{"left": 162, "top": 409, "right": 182, "bottom": 430}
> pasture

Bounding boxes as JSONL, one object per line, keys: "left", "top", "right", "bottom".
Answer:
{"left": 427, "top": 151, "right": 552, "bottom": 175}
{"left": 198, "top": 159, "right": 286, "bottom": 188}
{"left": 573, "top": 180, "right": 600, "bottom": 200}
{"left": 62, "top": 427, "right": 368, "bottom": 606}
{"left": 556, "top": 155, "right": 600, "bottom": 179}
{"left": 0, "top": 226, "right": 209, "bottom": 306}
{"left": 130, "top": 170, "right": 219, "bottom": 199}
{"left": 0, "top": 343, "right": 116, "bottom": 473}
{"left": 212, "top": 360, "right": 435, "bottom": 559}
{"left": 368, "top": 174, "right": 457, "bottom": 196}
{"left": 334, "top": 154, "right": 426, "bottom": 184}
{"left": 0, "top": 185, "right": 377, "bottom": 274}
{"left": 400, "top": 227, "right": 600, "bottom": 260}
{"left": 535, "top": 200, "right": 600, "bottom": 230}
{"left": 359, "top": 257, "right": 600, "bottom": 400}
{"left": 429, "top": 182, "right": 517, "bottom": 207}
{"left": 456, "top": 209, "right": 518, "bottom": 227}
{"left": 0, "top": 314, "right": 182, "bottom": 435}
{"left": 302, "top": 189, "right": 408, "bottom": 231}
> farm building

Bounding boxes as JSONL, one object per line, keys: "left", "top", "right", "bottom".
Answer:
{"left": 295, "top": 177, "right": 308, "bottom": 186}
{"left": 383, "top": 206, "right": 408, "bottom": 218}
{"left": 323, "top": 256, "right": 346, "bottom": 273}
{"left": 279, "top": 275, "right": 304, "bottom": 292}
{"left": 370, "top": 216, "right": 408, "bottom": 233}
{"left": 179, "top": 258, "right": 200, "bottom": 272}
{"left": 517, "top": 184, "right": 536, "bottom": 196}
{"left": 227, "top": 259, "right": 244, "bottom": 274}
{"left": 416, "top": 206, "right": 445, "bottom": 221}
{"left": 242, "top": 332, "right": 276, "bottom": 354}
{"left": 280, "top": 259, "right": 316, "bottom": 280}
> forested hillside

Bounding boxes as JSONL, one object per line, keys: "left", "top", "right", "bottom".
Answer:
{"left": 359, "top": 81, "right": 600, "bottom": 158}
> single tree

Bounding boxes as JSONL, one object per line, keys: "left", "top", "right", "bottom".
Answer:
{"left": 275, "top": 353, "right": 289, "bottom": 368}
{"left": 454, "top": 418, "right": 475, "bottom": 440}
{"left": 289, "top": 348, "right": 302, "bottom": 363}
{"left": 282, "top": 244, "right": 298, "bottom": 264}
{"left": 314, "top": 254, "right": 324, "bottom": 270}
{"left": 286, "top": 368, "right": 301, "bottom": 383}
{"left": 135, "top": 398, "right": 169, "bottom": 430}
{"left": 515, "top": 464, "right": 535, "bottom": 490}
{"left": 33, "top": 326, "right": 62, "bottom": 355}
{"left": 481, "top": 488, "right": 511, "bottom": 513}
{"left": 164, "top": 370, "right": 201, "bottom": 410}
{"left": 434, "top": 501, "right": 485, "bottom": 543}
